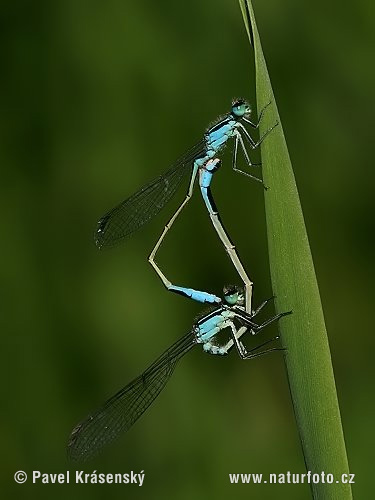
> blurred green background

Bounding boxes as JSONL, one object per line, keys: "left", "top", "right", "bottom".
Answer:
{"left": 1, "top": 0, "right": 374, "bottom": 498}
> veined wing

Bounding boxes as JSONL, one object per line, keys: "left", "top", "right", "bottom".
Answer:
{"left": 67, "top": 332, "right": 194, "bottom": 462}
{"left": 95, "top": 140, "right": 206, "bottom": 248}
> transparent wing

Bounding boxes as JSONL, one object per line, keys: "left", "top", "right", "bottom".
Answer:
{"left": 67, "top": 332, "right": 194, "bottom": 462}
{"left": 95, "top": 140, "right": 206, "bottom": 248}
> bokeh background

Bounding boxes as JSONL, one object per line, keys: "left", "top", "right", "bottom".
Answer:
{"left": 1, "top": 0, "right": 374, "bottom": 498}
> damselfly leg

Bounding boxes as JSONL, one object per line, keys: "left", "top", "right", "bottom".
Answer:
{"left": 232, "top": 100, "right": 277, "bottom": 188}
{"left": 251, "top": 296, "right": 276, "bottom": 318}
{"left": 242, "top": 100, "right": 272, "bottom": 128}
{"left": 229, "top": 314, "right": 287, "bottom": 361}
{"left": 148, "top": 164, "right": 199, "bottom": 291}
{"left": 232, "top": 131, "right": 265, "bottom": 184}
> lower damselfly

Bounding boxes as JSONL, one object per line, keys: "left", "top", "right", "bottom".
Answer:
{"left": 67, "top": 285, "right": 290, "bottom": 462}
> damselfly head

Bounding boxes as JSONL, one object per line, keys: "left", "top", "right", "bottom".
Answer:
{"left": 223, "top": 285, "right": 244, "bottom": 306}
{"left": 231, "top": 99, "right": 251, "bottom": 118}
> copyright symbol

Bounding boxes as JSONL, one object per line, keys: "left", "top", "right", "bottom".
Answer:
{"left": 14, "top": 471, "right": 27, "bottom": 484}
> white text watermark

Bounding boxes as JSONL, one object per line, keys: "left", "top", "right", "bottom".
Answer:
{"left": 229, "top": 471, "right": 355, "bottom": 485}
{"left": 14, "top": 470, "right": 145, "bottom": 486}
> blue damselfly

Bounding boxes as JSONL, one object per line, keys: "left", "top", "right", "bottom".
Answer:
{"left": 68, "top": 285, "right": 290, "bottom": 462}
{"left": 95, "top": 99, "right": 275, "bottom": 249}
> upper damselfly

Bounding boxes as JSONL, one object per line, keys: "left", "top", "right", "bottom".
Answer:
{"left": 95, "top": 99, "right": 276, "bottom": 249}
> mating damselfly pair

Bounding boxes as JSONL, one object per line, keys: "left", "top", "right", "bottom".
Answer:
{"left": 68, "top": 99, "right": 290, "bottom": 461}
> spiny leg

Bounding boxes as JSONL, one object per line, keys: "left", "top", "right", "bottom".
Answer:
{"left": 233, "top": 119, "right": 278, "bottom": 188}
{"left": 251, "top": 296, "right": 276, "bottom": 318}
{"left": 227, "top": 321, "right": 248, "bottom": 358}
{"left": 237, "top": 310, "right": 292, "bottom": 337}
{"left": 148, "top": 164, "right": 221, "bottom": 305}
{"left": 240, "top": 335, "right": 285, "bottom": 359}
{"left": 238, "top": 121, "right": 278, "bottom": 150}
{"left": 234, "top": 130, "right": 261, "bottom": 167}
{"left": 240, "top": 346, "right": 284, "bottom": 361}
{"left": 224, "top": 307, "right": 291, "bottom": 352}
{"left": 228, "top": 322, "right": 283, "bottom": 360}
{"left": 232, "top": 132, "right": 264, "bottom": 186}
{"left": 148, "top": 164, "right": 197, "bottom": 290}
{"left": 242, "top": 100, "right": 272, "bottom": 129}
{"left": 247, "top": 335, "right": 281, "bottom": 352}
{"left": 209, "top": 213, "right": 253, "bottom": 312}
{"left": 233, "top": 131, "right": 239, "bottom": 170}
{"left": 256, "top": 311, "right": 292, "bottom": 332}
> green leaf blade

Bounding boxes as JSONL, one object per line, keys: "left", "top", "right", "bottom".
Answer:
{"left": 239, "top": 2, "right": 353, "bottom": 498}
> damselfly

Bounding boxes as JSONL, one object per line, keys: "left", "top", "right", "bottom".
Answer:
{"left": 95, "top": 99, "right": 276, "bottom": 249}
{"left": 67, "top": 285, "right": 290, "bottom": 462}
